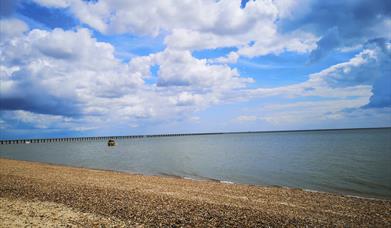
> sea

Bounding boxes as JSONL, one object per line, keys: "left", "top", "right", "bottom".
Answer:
{"left": 1, "top": 128, "right": 390, "bottom": 199}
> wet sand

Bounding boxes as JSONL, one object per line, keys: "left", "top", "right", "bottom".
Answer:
{"left": 0, "top": 158, "right": 390, "bottom": 227}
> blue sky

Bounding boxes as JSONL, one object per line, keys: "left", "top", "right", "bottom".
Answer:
{"left": 0, "top": 0, "right": 390, "bottom": 139}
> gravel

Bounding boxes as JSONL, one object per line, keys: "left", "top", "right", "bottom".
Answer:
{"left": 1, "top": 158, "right": 390, "bottom": 227}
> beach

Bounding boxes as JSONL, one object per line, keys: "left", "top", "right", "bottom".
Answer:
{"left": 0, "top": 158, "right": 390, "bottom": 227}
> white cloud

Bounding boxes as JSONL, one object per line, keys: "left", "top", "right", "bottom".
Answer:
{"left": 236, "top": 115, "right": 257, "bottom": 122}
{"left": 243, "top": 46, "right": 385, "bottom": 102}
{"left": 153, "top": 49, "right": 253, "bottom": 89}
{"left": 189, "top": 116, "right": 201, "bottom": 123}
{"left": 32, "top": 0, "right": 318, "bottom": 58}
{"left": 258, "top": 99, "right": 390, "bottom": 128}
{"left": 2, "top": 110, "right": 74, "bottom": 129}
{"left": 61, "top": 0, "right": 278, "bottom": 36}
{"left": 0, "top": 24, "right": 257, "bottom": 131}
{"left": 164, "top": 29, "right": 241, "bottom": 51}
{"left": 208, "top": 52, "right": 239, "bottom": 64}
{"left": 0, "top": 18, "right": 29, "bottom": 40}
{"left": 0, "top": 26, "right": 145, "bottom": 118}
{"left": 238, "top": 30, "right": 317, "bottom": 57}
{"left": 248, "top": 82, "right": 371, "bottom": 101}
{"left": 237, "top": 44, "right": 390, "bottom": 127}
{"left": 1, "top": 22, "right": 382, "bottom": 132}
{"left": 273, "top": 0, "right": 310, "bottom": 19}
{"left": 2, "top": 1, "right": 389, "bottom": 133}
{"left": 33, "top": 0, "right": 71, "bottom": 8}
{"left": 258, "top": 99, "right": 362, "bottom": 125}
{"left": 308, "top": 49, "right": 377, "bottom": 87}
{"left": 170, "top": 92, "right": 203, "bottom": 107}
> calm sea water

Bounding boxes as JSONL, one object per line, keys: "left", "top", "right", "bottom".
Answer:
{"left": 1, "top": 128, "right": 390, "bottom": 199}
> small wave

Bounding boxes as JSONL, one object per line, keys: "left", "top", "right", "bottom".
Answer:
{"left": 300, "top": 188, "right": 387, "bottom": 201}
{"left": 156, "top": 172, "right": 183, "bottom": 179}
{"left": 220, "top": 180, "right": 234, "bottom": 184}
{"left": 183, "top": 176, "right": 198, "bottom": 181}
{"left": 302, "top": 188, "right": 323, "bottom": 193}
{"left": 183, "top": 176, "right": 222, "bottom": 183}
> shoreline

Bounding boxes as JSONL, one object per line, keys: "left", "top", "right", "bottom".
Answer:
{"left": 2, "top": 157, "right": 389, "bottom": 201}
{"left": 1, "top": 158, "right": 390, "bottom": 226}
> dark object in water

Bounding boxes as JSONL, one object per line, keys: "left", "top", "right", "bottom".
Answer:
{"left": 107, "top": 139, "right": 115, "bottom": 146}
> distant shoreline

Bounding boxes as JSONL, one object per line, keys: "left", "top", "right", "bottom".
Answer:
{"left": 1, "top": 158, "right": 390, "bottom": 226}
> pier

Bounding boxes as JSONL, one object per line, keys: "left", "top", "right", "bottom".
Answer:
{"left": 0, "top": 132, "right": 222, "bottom": 145}
{"left": 2, "top": 127, "right": 389, "bottom": 145}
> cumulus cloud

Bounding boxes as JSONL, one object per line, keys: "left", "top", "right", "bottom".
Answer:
{"left": 0, "top": 18, "right": 28, "bottom": 40}
{"left": 126, "top": 48, "right": 254, "bottom": 93}
{"left": 64, "top": 0, "right": 277, "bottom": 36}
{"left": 0, "top": 19, "right": 257, "bottom": 131}
{"left": 308, "top": 49, "right": 378, "bottom": 88}
{"left": 238, "top": 30, "right": 317, "bottom": 57}
{"left": 32, "top": 0, "right": 318, "bottom": 58}
{"left": 311, "top": 38, "right": 391, "bottom": 109}
{"left": 247, "top": 39, "right": 390, "bottom": 110}
{"left": 362, "top": 38, "right": 391, "bottom": 108}
{"left": 31, "top": 0, "right": 390, "bottom": 61}
{"left": 1, "top": 1, "right": 390, "bottom": 135}
{"left": 236, "top": 48, "right": 391, "bottom": 114}
{"left": 164, "top": 29, "right": 241, "bottom": 51}
{"left": 169, "top": 92, "right": 203, "bottom": 107}
{"left": 0, "top": 22, "right": 144, "bottom": 118}
{"left": 280, "top": 0, "right": 391, "bottom": 61}
{"left": 367, "top": 76, "right": 391, "bottom": 108}
{"left": 154, "top": 49, "right": 252, "bottom": 89}
{"left": 309, "top": 27, "right": 342, "bottom": 62}
{"left": 1, "top": 110, "right": 73, "bottom": 129}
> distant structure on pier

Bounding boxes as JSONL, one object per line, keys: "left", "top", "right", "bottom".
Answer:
{"left": 107, "top": 139, "right": 116, "bottom": 146}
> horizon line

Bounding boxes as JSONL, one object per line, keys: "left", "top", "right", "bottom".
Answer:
{"left": 1, "top": 126, "right": 390, "bottom": 141}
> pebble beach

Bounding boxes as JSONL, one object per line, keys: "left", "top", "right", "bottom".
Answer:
{"left": 1, "top": 158, "right": 390, "bottom": 227}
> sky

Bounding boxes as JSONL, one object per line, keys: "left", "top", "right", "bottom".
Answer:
{"left": 0, "top": 0, "right": 390, "bottom": 139}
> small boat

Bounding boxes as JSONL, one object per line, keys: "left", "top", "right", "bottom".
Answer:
{"left": 25, "top": 141, "right": 31, "bottom": 144}
{"left": 107, "top": 139, "right": 116, "bottom": 146}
